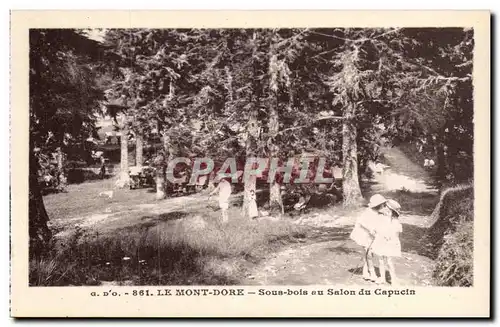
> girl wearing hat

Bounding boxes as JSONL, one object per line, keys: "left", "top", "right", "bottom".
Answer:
{"left": 350, "top": 194, "right": 388, "bottom": 282}
{"left": 370, "top": 198, "right": 403, "bottom": 285}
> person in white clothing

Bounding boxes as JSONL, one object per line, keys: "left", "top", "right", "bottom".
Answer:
{"left": 208, "top": 178, "right": 232, "bottom": 223}
{"left": 350, "top": 194, "right": 387, "bottom": 281}
{"left": 370, "top": 198, "right": 403, "bottom": 285}
{"left": 248, "top": 189, "right": 259, "bottom": 219}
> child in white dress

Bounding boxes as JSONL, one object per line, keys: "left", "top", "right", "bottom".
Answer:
{"left": 350, "top": 194, "right": 388, "bottom": 281}
{"left": 248, "top": 189, "right": 259, "bottom": 219}
{"left": 371, "top": 199, "right": 403, "bottom": 285}
{"left": 208, "top": 178, "right": 232, "bottom": 223}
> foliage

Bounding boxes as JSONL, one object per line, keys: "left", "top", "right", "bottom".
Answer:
{"left": 32, "top": 27, "right": 475, "bottom": 262}
{"left": 433, "top": 220, "right": 473, "bottom": 286}
{"left": 30, "top": 29, "right": 109, "bottom": 152}
{"left": 102, "top": 28, "right": 473, "bottom": 180}
{"left": 420, "top": 184, "right": 474, "bottom": 286}
{"left": 29, "top": 29, "right": 112, "bottom": 256}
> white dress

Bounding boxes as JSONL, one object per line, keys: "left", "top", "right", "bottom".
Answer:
{"left": 248, "top": 193, "right": 258, "bottom": 218}
{"left": 217, "top": 180, "right": 232, "bottom": 210}
{"left": 370, "top": 215, "right": 403, "bottom": 257}
{"left": 350, "top": 209, "right": 380, "bottom": 248}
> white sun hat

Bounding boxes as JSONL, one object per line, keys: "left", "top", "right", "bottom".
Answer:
{"left": 386, "top": 199, "right": 402, "bottom": 216}
{"left": 368, "top": 194, "right": 388, "bottom": 208}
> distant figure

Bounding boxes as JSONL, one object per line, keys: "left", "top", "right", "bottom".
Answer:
{"left": 423, "top": 159, "right": 435, "bottom": 169}
{"left": 248, "top": 189, "right": 259, "bottom": 219}
{"left": 99, "top": 156, "right": 106, "bottom": 179}
{"left": 208, "top": 178, "right": 232, "bottom": 224}
{"left": 367, "top": 160, "right": 389, "bottom": 175}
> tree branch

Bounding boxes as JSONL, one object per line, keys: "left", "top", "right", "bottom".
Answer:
{"left": 278, "top": 115, "right": 343, "bottom": 135}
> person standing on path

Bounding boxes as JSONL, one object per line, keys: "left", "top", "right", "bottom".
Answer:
{"left": 248, "top": 189, "right": 259, "bottom": 219}
{"left": 370, "top": 198, "right": 403, "bottom": 285}
{"left": 208, "top": 178, "right": 232, "bottom": 224}
{"left": 349, "top": 194, "right": 387, "bottom": 281}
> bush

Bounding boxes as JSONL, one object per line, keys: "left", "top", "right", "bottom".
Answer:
{"left": 424, "top": 183, "right": 474, "bottom": 286}
{"left": 433, "top": 221, "right": 473, "bottom": 286}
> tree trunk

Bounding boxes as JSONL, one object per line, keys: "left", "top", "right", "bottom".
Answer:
{"left": 243, "top": 111, "right": 259, "bottom": 217}
{"left": 268, "top": 48, "right": 284, "bottom": 216}
{"left": 136, "top": 132, "right": 143, "bottom": 166}
{"left": 243, "top": 175, "right": 257, "bottom": 217}
{"left": 116, "top": 118, "right": 129, "bottom": 188}
{"left": 342, "top": 103, "right": 363, "bottom": 206}
{"left": 269, "top": 181, "right": 284, "bottom": 215}
{"left": 242, "top": 31, "right": 261, "bottom": 217}
{"left": 29, "top": 151, "right": 52, "bottom": 258}
{"left": 155, "top": 131, "right": 172, "bottom": 200}
{"left": 55, "top": 147, "right": 67, "bottom": 191}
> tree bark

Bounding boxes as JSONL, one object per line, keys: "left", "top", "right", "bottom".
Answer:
{"left": 269, "top": 181, "right": 284, "bottom": 215}
{"left": 116, "top": 116, "right": 129, "bottom": 188}
{"left": 55, "top": 147, "right": 67, "bottom": 191}
{"left": 342, "top": 103, "right": 363, "bottom": 206}
{"left": 29, "top": 151, "right": 52, "bottom": 258}
{"left": 136, "top": 132, "right": 143, "bottom": 166}
{"left": 155, "top": 131, "right": 172, "bottom": 200}
{"left": 243, "top": 111, "right": 259, "bottom": 217}
{"left": 268, "top": 48, "right": 284, "bottom": 216}
{"left": 243, "top": 32, "right": 261, "bottom": 217}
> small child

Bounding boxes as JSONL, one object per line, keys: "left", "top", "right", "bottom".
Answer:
{"left": 208, "top": 178, "right": 232, "bottom": 224}
{"left": 350, "top": 194, "right": 388, "bottom": 281}
{"left": 248, "top": 189, "right": 259, "bottom": 219}
{"left": 370, "top": 199, "right": 403, "bottom": 285}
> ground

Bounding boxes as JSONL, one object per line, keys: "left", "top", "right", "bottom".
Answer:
{"left": 43, "top": 146, "right": 440, "bottom": 286}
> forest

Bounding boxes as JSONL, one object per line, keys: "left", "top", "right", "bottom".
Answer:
{"left": 28, "top": 27, "right": 474, "bottom": 287}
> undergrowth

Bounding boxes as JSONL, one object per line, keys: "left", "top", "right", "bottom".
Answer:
{"left": 425, "top": 184, "right": 474, "bottom": 286}
{"left": 29, "top": 215, "right": 306, "bottom": 286}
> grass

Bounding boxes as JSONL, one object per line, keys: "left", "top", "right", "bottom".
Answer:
{"left": 30, "top": 211, "right": 307, "bottom": 286}
{"left": 43, "top": 178, "right": 157, "bottom": 223}
{"left": 37, "top": 175, "right": 311, "bottom": 286}
{"left": 383, "top": 189, "right": 439, "bottom": 216}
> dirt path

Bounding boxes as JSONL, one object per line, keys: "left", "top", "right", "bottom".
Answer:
{"left": 242, "top": 147, "right": 439, "bottom": 286}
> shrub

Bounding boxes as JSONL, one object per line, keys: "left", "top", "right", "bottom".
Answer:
{"left": 424, "top": 183, "right": 474, "bottom": 286}
{"left": 433, "top": 221, "right": 473, "bottom": 286}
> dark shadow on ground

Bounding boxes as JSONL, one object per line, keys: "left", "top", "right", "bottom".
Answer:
{"left": 304, "top": 226, "right": 353, "bottom": 244}
{"left": 400, "top": 223, "right": 433, "bottom": 258}
{"left": 347, "top": 266, "right": 392, "bottom": 283}
{"left": 115, "top": 211, "right": 188, "bottom": 232}
{"left": 327, "top": 244, "right": 360, "bottom": 255}
{"left": 384, "top": 190, "right": 439, "bottom": 216}
{"left": 141, "top": 211, "right": 187, "bottom": 223}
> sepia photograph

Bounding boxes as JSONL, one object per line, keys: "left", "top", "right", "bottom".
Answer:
{"left": 11, "top": 10, "right": 490, "bottom": 317}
